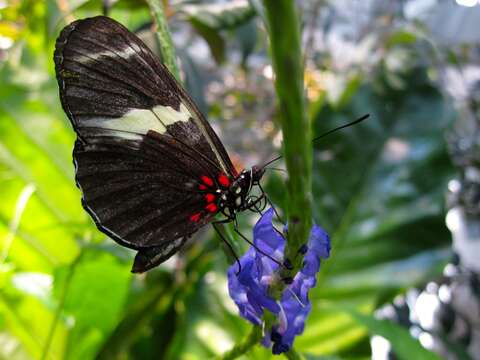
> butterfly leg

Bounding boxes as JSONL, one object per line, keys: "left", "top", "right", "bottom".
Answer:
{"left": 252, "top": 194, "right": 268, "bottom": 215}
{"left": 247, "top": 188, "right": 286, "bottom": 244}
{"left": 252, "top": 185, "right": 302, "bottom": 280}
{"left": 257, "top": 183, "right": 284, "bottom": 223}
{"left": 232, "top": 218, "right": 288, "bottom": 269}
{"left": 212, "top": 220, "right": 242, "bottom": 275}
{"left": 245, "top": 192, "right": 267, "bottom": 214}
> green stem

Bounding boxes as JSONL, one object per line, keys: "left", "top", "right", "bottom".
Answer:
{"left": 218, "top": 326, "right": 262, "bottom": 360}
{"left": 218, "top": 2, "right": 312, "bottom": 358}
{"left": 41, "top": 250, "right": 83, "bottom": 360}
{"left": 218, "top": 1, "right": 314, "bottom": 358}
{"left": 285, "top": 348, "right": 305, "bottom": 360}
{"left": 262, "top": 0, "right": 312, "bottom": 295}
{"left": 145, "top": 0, "right": 180, "bottom": 80}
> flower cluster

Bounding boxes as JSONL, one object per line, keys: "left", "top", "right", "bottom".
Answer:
{"left": 227, "top": 208, "right": 330, "bottom": 354}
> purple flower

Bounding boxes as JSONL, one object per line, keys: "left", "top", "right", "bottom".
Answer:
{"left": 227, "top": 208, "right": 330, "bottom": 354}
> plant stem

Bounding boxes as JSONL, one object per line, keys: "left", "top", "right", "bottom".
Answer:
{"left": 145, "top": 0, "right": 180, "bottom": 80}
{"left": 41, "top": 251, "right": 83, "bottom": 360}
{"left": 285, "top": 348, "right": 305, "bottom": 360}
{"left": 262, "top": 0, "right": 313, "bottom": 296}
{"left": 219, "top": 2, "right": 312, "bottom": 358}
{"left": 218, "top": 326, "right": 262, "bottom": 360}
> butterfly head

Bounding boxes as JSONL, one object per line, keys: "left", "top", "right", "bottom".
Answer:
{"left": 213, "top": 166, "right": 262, "bottom": 218}
{"left": 236, "top": 165, "right": 265, "bottom": 195}
{"left": 251, "top": 165, "right": 266, "bottom": 184}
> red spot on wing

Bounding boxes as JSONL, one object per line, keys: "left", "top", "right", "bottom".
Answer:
{"left": 218, "top": 173, "right": 230, "bottom": 188}
{"left": 199, "top": 184, "right": 207, "bottom": 190}
{"left": 205, "top": 193, "right": 216, "bottom": 203}
{"left": 190, "top": 212, "right": 202, "bottom": 222}
{"left": 205, "top": 203, "right": 218, "bottom": 213}
{"left": 201, "top": 176, "right": 214, "bottom": 187}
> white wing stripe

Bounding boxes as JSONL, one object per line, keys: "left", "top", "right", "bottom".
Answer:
{"left": 80, "top": 104, "right": 192, "bottom": 138}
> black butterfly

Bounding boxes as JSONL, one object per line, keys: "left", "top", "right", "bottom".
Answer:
{"left": 54, "top": 16, "right": 268, "bottom": 272}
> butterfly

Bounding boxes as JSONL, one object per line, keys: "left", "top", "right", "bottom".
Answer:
{"left": 53, "top": 16, "right": 270, "bottom": 273}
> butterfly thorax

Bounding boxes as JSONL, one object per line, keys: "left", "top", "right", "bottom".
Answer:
{"left": 192, "top": 166, "right": 265, "bottom": 222}
{"left": 220, "top": 166, "right": 265, "bottom": 218}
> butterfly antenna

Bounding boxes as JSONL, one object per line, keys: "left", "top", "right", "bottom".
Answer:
{"left": 268, "top": 167, "right": 287, "bottom": 173}
{"left": 261, "top": 113, "right": 370, "bottom": 168}
{"left": 262, "top": 154, "right": 283, "bottom": 169}
{"left": 312, "top": 113, "right": 369, "bottom": 143}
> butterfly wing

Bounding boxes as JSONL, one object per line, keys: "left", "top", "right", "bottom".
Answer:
{"left": 54, "top": 16, "right": 236, "bottom": 270}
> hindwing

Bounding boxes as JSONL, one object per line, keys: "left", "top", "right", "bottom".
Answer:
{"left": 54, "top": 16, "right": 237, "bottom": 270}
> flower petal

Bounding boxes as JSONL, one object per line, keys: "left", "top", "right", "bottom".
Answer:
{"left": 227, "top": 208, "right": 331, "bottom": 354}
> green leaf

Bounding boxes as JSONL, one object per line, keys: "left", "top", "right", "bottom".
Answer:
{"left": 53, "top": 250, "right": 132, "bottom": 359}
{"left": 164, "top": 257, "right": 249, "bottom": 359}
{"left": 345, "top": 309, "right": 442, "bottom": 360}
{"left": 312, "top": 68, "right": 454, "bottom": 278}
{"left": 321, "top": 248, "right": 450, "bottom": 295}
{"left": 0, "top": 278, "right": 68, "bottom": 360}
{"left": 0, "top": 330, "right": 33, "bottom": 360}
{"left": 179, "top": 1, "right": 256, "bottom": 31}
{"left": 295, "top": 298, "right": 372, "bottom": 355}
{"left": 386, "top": 31, "right": 417, "bottom": 49}
{"left": 189, "top": 18, "right": 226, "bottom": 64}
{"left": 95, "top": 272, "right": 174, "bottom": 359}
{"left": 336, "top": 74, "right": 362, "bottom": 109}
{"left": 267, "top": 66, "right": 456, "bottom": 356}
{"left": 179, "top": 0, "right": 256, "bottom": 64}
{"left": 234, "top": 19, "right": 258, "bottom": 64}
{"left": 0, "top": 80, "right": 83, "bottom": 270}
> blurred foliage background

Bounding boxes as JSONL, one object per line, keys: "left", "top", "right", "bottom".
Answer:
{"left": 1, "top": 0, "right": 479, "bottom": 359}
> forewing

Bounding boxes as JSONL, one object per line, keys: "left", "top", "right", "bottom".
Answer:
{"left": 54, "top": 16, "right": 236, "bottom": 176}
{"left": 54, "top": 16, "right": 233, "bottom": 250}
